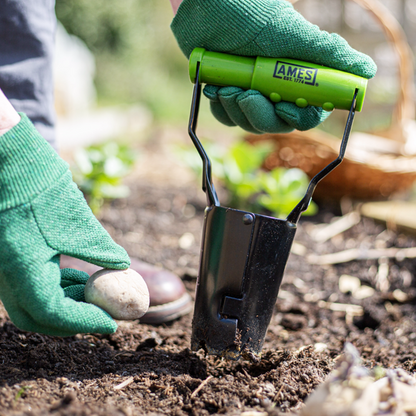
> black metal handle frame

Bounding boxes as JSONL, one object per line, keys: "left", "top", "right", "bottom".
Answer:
{"left": 188, "top": 62, "right": 220, "bottom": 207}
{"left": 188, "top": 61, "right": 358, "bottom": 222}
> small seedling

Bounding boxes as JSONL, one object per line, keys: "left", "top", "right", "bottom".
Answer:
{"left": 177, "top": 139, "right": 317, "bottom": 218}
{"left": 257, "top": 167, "right": 318, "bottom": 218}
{"left": 14, "top": 386, "right": 31, "bottom": 401}
{"left": 71, "top": 141, "right": 137, "bottom": 213}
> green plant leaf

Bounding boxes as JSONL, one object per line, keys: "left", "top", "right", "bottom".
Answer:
{"left": 176, "top": 138, "right": 318, "bottom": 219}
{"left": 70, "top": 140, "right": 137, "bottom": 214}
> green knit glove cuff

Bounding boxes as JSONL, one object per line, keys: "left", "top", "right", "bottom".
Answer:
{"left": 171, "top": 0, "right": 377, "bottom": 79}
{"left": 0, "top": 113, "right": 67, "bottom": 211}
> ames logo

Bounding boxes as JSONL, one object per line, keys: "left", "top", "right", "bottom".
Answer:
{"left": 273, "top": 62, "right": 318, "bottom": 86}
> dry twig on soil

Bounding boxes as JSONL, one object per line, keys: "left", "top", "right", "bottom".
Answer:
{"left": 191, "top": 376, "right": 213, "bottom": 399}
{"left": 309, "top": 212, "right": 361, "bottom": 243}
{"left": 113, "top": 377, "right": 134, "bottom": 391}
{"left": 308, "top": 247, "right": 416, "bottom": 265}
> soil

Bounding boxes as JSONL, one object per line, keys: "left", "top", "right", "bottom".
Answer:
{"left": 2, "top": 127, "right": 416, "bottom": 416}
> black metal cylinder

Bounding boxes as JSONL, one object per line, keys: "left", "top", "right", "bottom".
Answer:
{"left": 191, "top": 205, "right": 296, "bottom": 361}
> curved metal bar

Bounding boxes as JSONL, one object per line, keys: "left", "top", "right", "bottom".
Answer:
{"left": 188, "top": 62, "right": 220, "bottom": 207}
{"left": 286, "top": 89, "right": 358, "bottom": 224}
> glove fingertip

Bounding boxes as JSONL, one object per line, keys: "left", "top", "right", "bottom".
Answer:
{"left": 343, "top": 53, "right": 377, "bottom": 79}
{"left": 362, "top": 59, "right": 377, "bottom": 79}
{"left": 235, "top": 90, "right": 292, "bottom": 134}
{"left": 61, "top": 268, "right": 90, "bottom": 284}
{"left": 63, "top": 285, "right": 85, "bottom": 302}
{"left": 275, "top": 103, "right": 329, "bottom": 131}
{"left": 106, "top": 260, "right": 131, "bottom": 270}
{"left": 216, "top": 86, "right": 245, "bottom": 98}
{"left": 210, "top": 101, "right": 237, "bottom": 127}
{"left": 67, "top": 302, "right": 119, "bottom": 335}
{"left": 93, "top": 311, "right": 118, "bottom": 334}
{"left": 99, "top": 319, "right": 118, "bottom": 335}
{"left": 235, "top": 89, "right": 262, "bottom": 103}
{"left": 203, "top": 85, "right": 221, "bottom": 101}
{"left": 75, "top": 245, "right": 131, "bottom": 271}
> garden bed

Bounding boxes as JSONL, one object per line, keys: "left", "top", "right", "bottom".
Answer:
{"left": 1, "top": 132, "right": 416, "bottom": 415}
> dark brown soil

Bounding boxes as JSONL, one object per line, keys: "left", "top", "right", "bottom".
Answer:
{"left": 1, "top": 129, "right": 416, "bottom": 415}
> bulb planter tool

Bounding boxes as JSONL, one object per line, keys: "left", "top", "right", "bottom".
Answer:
{"left": 188, "top": 49, "right": 362, "bottom": 361}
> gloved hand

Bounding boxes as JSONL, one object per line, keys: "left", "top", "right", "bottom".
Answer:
{"left": 171, "top": 0, "right": 377, "bottom": 133}
{"left": 0, "top": 114, "right": 131, "bottom": 336}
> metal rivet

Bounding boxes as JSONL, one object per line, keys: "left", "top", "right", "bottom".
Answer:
{"left": 242, "top": 214, "right": 254, "bottom": 225}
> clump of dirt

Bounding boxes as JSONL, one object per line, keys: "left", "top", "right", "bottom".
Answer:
{"left": 1, "top": 133, "right": 416, "bottom": 415}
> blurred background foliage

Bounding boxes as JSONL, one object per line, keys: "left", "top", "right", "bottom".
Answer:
{"left": 55, "top": 0, "right": 193, "bottom": 123}
{"left": 176, "top": 140, "right": 317, "bottom": 218}
{"left": 71, "top": 141, "right": 138, "bottom": 213}
{"left": 56, "top": 0, "right": 416, "bottom": 214}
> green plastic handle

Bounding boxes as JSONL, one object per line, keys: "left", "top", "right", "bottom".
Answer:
{"left": 189, "top": 48, "right": 368, "bottom": 112}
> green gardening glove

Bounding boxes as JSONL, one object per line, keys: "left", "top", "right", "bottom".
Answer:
{"left": 171, "top": 0, "right": 377, "bottom": 133}
{"left": 0, "top": 114, "right": 131, "bottom": 336}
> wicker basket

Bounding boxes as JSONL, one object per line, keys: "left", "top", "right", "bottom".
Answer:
{"left": 246, "top": 0, "right": 416, "bottom": 200}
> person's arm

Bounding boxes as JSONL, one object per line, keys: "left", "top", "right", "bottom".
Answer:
{"left": 169, "top": 0, "right": 183, "bottom": 15}
{"left": 0, "top": 89, "right": 20, "bottom": 136}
